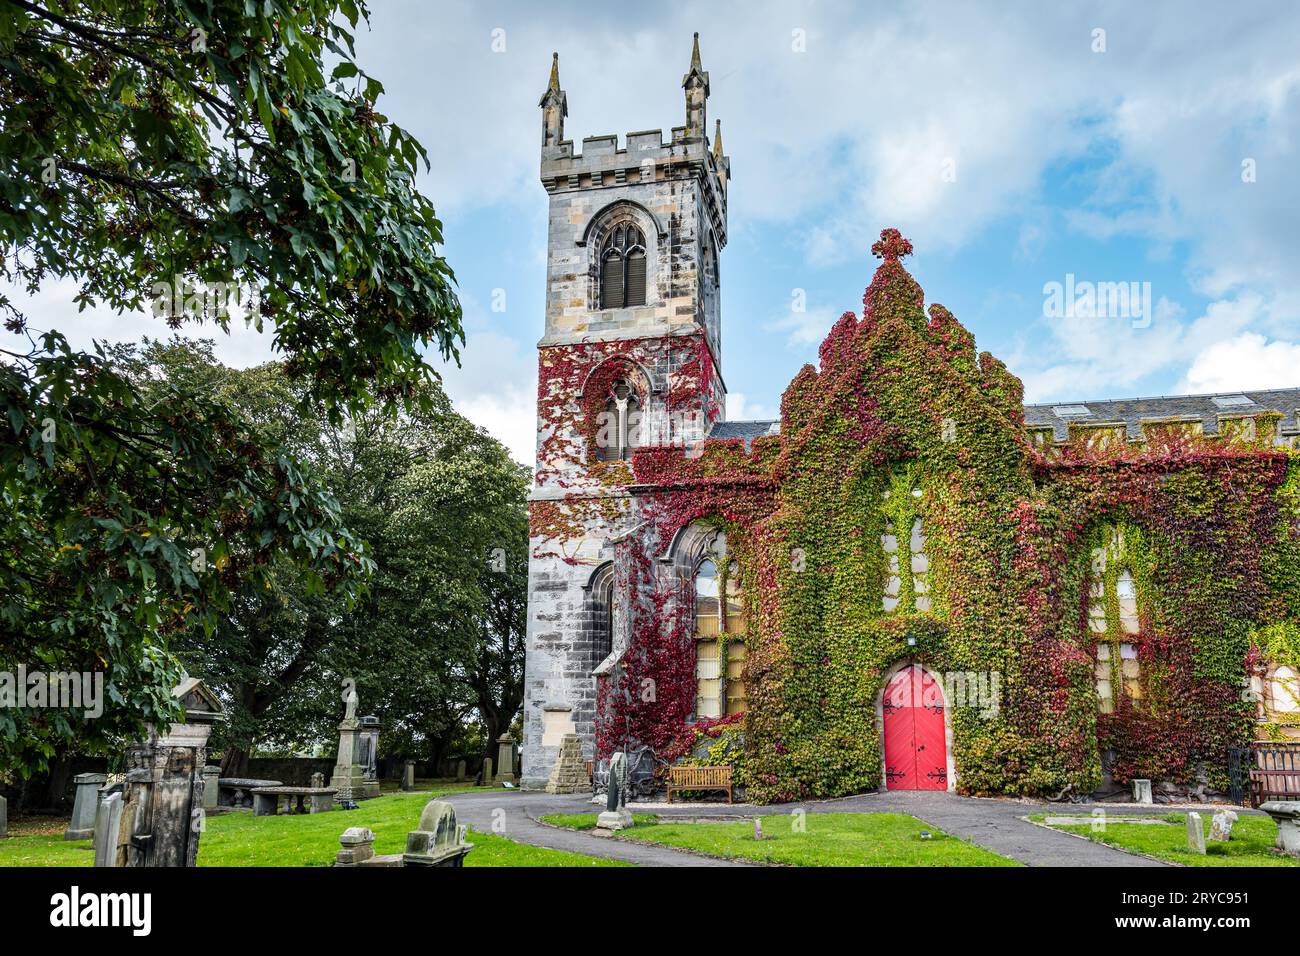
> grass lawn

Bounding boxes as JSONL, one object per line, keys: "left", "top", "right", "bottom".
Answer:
{"left": 1033, "top": 812, "right": 1299, "bottom": 867}
{"left": 0, "top": 790, "right": 625, "bottom": 868}
{"left": 540, "top": 811, "right": 1017, "bottom": 866}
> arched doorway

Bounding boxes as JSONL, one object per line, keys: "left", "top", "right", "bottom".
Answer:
{"left": 881, "top": 664, "right": 949, "bottom": 790}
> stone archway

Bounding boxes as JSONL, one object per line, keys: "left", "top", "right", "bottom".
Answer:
{"left": 878, "top": 663, "right": 955, "bottom": 791}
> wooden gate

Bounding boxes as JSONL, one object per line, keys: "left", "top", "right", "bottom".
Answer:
{"left": 882, "top": 665, "right": 948, "bottom": 790}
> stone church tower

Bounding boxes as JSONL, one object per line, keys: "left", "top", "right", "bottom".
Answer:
{"left": 521, "top": 36, "right": 733, "bottom": 788}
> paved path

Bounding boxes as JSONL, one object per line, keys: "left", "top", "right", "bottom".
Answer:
{"left": 443, "top": 788, "right": 1228, "bottom": 867}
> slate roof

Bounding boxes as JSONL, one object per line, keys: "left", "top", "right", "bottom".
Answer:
{"left": 706, "top": 419, "right": 780, "bottom": 449}
{"left": 1023, "top": 388, "right": 1300, "bottom": 442}
{"left": 710, "top": 388, "right": 1300, "bottom": 447}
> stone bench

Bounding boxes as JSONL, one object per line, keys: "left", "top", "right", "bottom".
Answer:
{"left": 1260, "top": 801, "right": 1300, "bottom": 858}
{"left": 218, "top": 778, "right": 283, "bottom": 809}
{"left": 251, "top": 786, "right": 338, "bottom": 816}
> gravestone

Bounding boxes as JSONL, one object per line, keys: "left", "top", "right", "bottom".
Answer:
{"left": 455, "top": 760, "right": 467, "bottom": 782}
{"left": 359, "top": 716, "right": 382, "bottom": 799}
{"left": 596, "top": 751, "right": 633, "bottom": 831}
{"left": 1209, "top": 809, "right": 1237, "bottom": 842}
{"left": 310, "top": 772, "right": 325, "bottom": 789}
{"left": 403, "top": 800, "right": 473, "bottom": 867}
{"left": 480, "top": 757, "right": 493, "bottom": 787}
{"left": 544, "top": 733, "right": 588, "bottom": 794}
{"left": 1185, "top": 811, "right": 1206, "bottom": 855}
{"left": 0, "top": 794, "right": 7, "bottom": 838}
{"left": 493, "top": 735, "right": 516, "bottom": 786}
{"left": 65, "top": 772, "right": 107, "bottom": 840}
{"left": 401, "top": 760, "right": 416, "bottom": 791}
{"left": 201, "top": 766, "right": 220, "bottom": 810}
{"left": 1131, "top": 779, "right": 1153, "bottom": 804}
{"left": 334, "top": 827, "right": 376, "bottom": 866}
{"left": 330, "top": 690, "right": 366, "bottom": 806}
{"left": 1260, "top": 801, "right": 1300, "bottom": 857}
{"left": 92, "top": 785, "right": 125, "bottom": 867}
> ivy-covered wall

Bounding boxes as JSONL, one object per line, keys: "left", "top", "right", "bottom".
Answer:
{"left": 531, "top": 229, "right": 1300, "bottom": 803}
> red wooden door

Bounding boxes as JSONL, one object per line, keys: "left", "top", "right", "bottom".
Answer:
{"left": 882, "top": 665, "right": 948, "bottom": 790}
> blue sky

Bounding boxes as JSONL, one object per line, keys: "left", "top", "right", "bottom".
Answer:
{"left": 9, "top": 1, "right": 1300, "bottom": 466}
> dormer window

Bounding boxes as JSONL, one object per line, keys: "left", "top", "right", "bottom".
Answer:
{"left": 599, "top": 223, "right": 647, "bottom": 309}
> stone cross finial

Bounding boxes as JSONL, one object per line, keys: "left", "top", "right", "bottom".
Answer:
{"left": 690, "top": 32, "right": 702, "bottom": 71}
{"left": 548, "top": 52, "right": 560, "bottom": 92}
{"left": 713, "top": 119, "right": 724, "bottom": 160}
{"left": 871, "top": 228, "right": 914, "bottom": 262}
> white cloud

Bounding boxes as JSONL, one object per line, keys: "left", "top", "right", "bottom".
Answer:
{"left": 1179, "top": 332, "right": 1300, "bottom": 394}
{"left": 433, "top": 329, "right": 538, "bottom": 468}
{"left": 726, "top": 391, "right": 775, "bottom": 422}
{"left": 764, "top": 305, "right": 841, "bottom": 348}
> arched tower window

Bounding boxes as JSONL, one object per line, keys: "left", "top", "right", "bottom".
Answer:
{"left": 593, "top": 380, "right": 642, "bottom": 461}
{"left": 1087, "top": 524, "right": 1145, "bottom": 713}
{"left": 599, "top": 223, "right": 647, "bottom": 309}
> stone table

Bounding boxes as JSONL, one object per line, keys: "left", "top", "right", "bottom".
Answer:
{"left": 251, "top": 786, "right": 338, "bottom": 816}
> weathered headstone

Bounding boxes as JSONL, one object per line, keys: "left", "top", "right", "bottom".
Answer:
{"left": 359, "top": 716, "right": 382, "bottom": 799}
{"left": 455, "top": 759, "right": 467, "bottom": 782}
{"left": 1185, "top": 811, "right": 1206, "bottom": 855}
{"left": 403, "top": 800, "right": 473, "bottom": 867}
{"left": 493, "top": 734, "right": 516, "bottom": 786}
{"left": 334, "top": 826, "right": 376, "bottom": 866}
{"left": 92, "top": 787, "right": 125, "bottom": 867}
{"left": 596, "top": 751, "right": 633, "bottom": 831}
{"left": 480, "top": 757, "right": 493, "bottom": 787}
{"left": 310, "top": 771, "right": 325, "bottom": 789}
{"left": 1261, "top": 801, "right": 1300, "bottom": 857}
{"left": 65, "top": 772, "right": 107, "bottom": 840}
{"left": 1131, "top": 779, "right": 1153, "bottom": 804}
{"left": 401, "top": 760, "right": 416, "bottom": 791}
{"left": 544, "top": 733, "right": 588, "bottom": 794}
{"left": 0, "top": 794, "right": 7, "bottom": 838}
{"left": 201, "top": 766, "right": 221, "bottom": 810}
{"left": 1209, "top": 809, "right": 1238, "bottom": 842}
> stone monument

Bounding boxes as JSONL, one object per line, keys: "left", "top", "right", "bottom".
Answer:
{"left": 401, "top": 760, "right": 416, "bottom": 791}
{"left": 544, "top": 733, "right": 589, "bottom": 794}
{"left": 96, "top": 676, "right": 224, "bottom": 867}
{"left": 334, "top": 827, "right": 377, "bottom": 866}
{"left": 330, "top": 689, "right": 366, "bottom": 807}
{"left": 1131, "top": 779, "right": 1152, "bottom": 804}
{"left": 65, "top": 772, "right": 107, "bottom": 840}
{"left": 0, "top": 794, "right": 7, "bottom": 838}
{"left": 493, "top": 734, "right": 517, "bottom": 786}
{"left": 596, "top": 751, "right": 633, "bottom": 831}
{"left": 310, "top": 771, "right": 325, "bottom": 788}
{"left": 480, "top": 757, "right": 493, "bottom": 787}
{"left": 403, "top": 799, "right": 473, "bottom": 867}
{"left": 455, "top": 759, "right": 466, "bottom": 782}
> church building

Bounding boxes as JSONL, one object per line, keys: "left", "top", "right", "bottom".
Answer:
{"left": 521, "top": 37, "right": 1300, "bottom": 802}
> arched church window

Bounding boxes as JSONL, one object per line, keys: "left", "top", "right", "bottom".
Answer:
{"left": 694, "top": 558, "right": 721, "bottom": 718}
{"left": 599, "top": 223, "right": 647, "bottom": 309}
{"left": 692, "top": 550, "right": 749, "bottom": 719}
{"left": 1087, "top": 525, "right": 1145, "bottom": 713}
{"left": 593, "top": 380, "right": 641, "bottom": 461}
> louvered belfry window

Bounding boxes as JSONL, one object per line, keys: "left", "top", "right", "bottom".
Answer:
{"left": 599, "top": 222, "right": 647, "bottom": 309}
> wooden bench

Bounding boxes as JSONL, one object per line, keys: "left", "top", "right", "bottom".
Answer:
{"left": 1249, "top": 769, "right": 1300, "bottom": 806}
{"left": 666, "top": 766, "right": 732, "bottom": 804}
